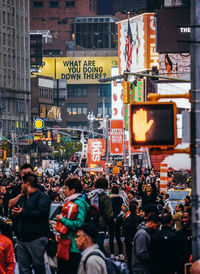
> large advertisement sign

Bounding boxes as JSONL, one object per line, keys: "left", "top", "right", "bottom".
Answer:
{"left": 110, "top": 120, "right": 123, "bottom": 154}
{"left": 117, "top": 13, "right": 159, "bottom": 73}
{"left": 111, "top": 67, "right": 123, "bottom": 120}
{"left": 88, "top": 139, "right": 105, "bottom": 169}
{"left": 159, "top": 53, "right": 190, "bottom": 81}
{"left": 157, "top": 9, "right": 190, "bottom": 53}
{"left": 33, "top": 57, "right": 118, "bottom": 84}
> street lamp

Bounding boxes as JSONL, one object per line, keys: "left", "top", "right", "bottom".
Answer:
{"left": 87, "top": 111, "right": 95, "bottom": 138}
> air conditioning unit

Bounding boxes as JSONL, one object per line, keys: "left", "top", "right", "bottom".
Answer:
{"left": 67, "top": 41, "right": 75, "bottom": 50}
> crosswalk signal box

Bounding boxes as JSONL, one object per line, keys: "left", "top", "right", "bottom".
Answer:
{"left": 130, "top": 102, "right": 177, "bottom": 148}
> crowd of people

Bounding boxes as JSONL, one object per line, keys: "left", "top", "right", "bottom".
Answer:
{"left": 0, "top": 163, "right": 194, "bottom": 274}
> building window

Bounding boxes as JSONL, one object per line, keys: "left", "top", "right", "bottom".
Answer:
{"left": 66, "top": 1, "right": 75, "bottom": 7}
{"left": 66, "top": 104, "right": 87, "bottom": 115}
{"left": 40, "top": 88, "right": 53, "bottom": 99}
{"left": 33, "top": 1, "right": 44, "bottom": 8}
{"left": 68, "top": 85, "right": 87, "bottom": 97}
{"left": 40, "top": 105, "right": 47, "bottom": 118}
{"left": 75, "top": 20, "right": 117, "bottom": 49}
{"left": 98, "top": 103, "right": 111, "bottom": 116}
{"left": 97, "top": 84, "right": 111, "bottom": 97}
{"left": 67, "top": 122, "right": 88, "bottom": 130}
{"left": 49, "top": 1, "right": 59, "bottom": 8}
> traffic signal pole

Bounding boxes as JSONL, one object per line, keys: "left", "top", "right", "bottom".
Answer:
{"left": 191, "top": 0, "right": 200, "bottom": 261}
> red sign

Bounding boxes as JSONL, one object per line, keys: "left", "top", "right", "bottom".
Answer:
{"left": 110, "top": 120, "right": 123, "bottom": 154}
{"left": 88, "top": 139, "right": 105, "bottom": 169}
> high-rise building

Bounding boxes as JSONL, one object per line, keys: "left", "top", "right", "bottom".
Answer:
{"left": 0, "top": 0, "right": 31, "bottom": 137}
{"left": 114, "top": 0, "right": 164, "bottom": 14}
{"left": 30, "top": 0, "right": 97, "bottom": 55}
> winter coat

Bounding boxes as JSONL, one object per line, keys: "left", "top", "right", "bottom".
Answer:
{"left": 0, "top": 234, "right": 15, "bottom": 274}
{"left": 60, "top": 194, "right": 90, "bottom": 253}
{"left": 98, "top": 191, "right": 113, "bottom": 229}
{"left": 149, "top": 226, "right": 179, "bottom": 274}
{"left": 176, "top": 228, "right": 192, "bottom": 274}
{"left": 123, "top": 213, "right": 143, "bottom": 244}
{"left": 138, "top": 182, "right": 157, "bottom": 208}
{"left": 77, "top": 244, "right": 107, "bottom": 274}
{"left": 110, "top": 194, "right": 123, "bottom": 219}
{"left": 12, "top": 189, "right": 50, "bottom": 242}
{"left": 132, "top": 222, "right": 152, "bottom": 273}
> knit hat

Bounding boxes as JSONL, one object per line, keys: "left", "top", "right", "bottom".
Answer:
{"left": 79, "top": 223, "right": 99, "bottom": 243}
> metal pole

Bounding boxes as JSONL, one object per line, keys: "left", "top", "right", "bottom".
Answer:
{"left": 191, "top": 0, "right": 200, "bottom": 260}
{"left": 123, "top": 103, "right": 127, "bottom": 167}
{"left": 105, "top": 115, "right": 109, "bottom": 182}
{"left": 11, "top": 132, "right": 15, "bottom": 171}
{"left": 128, "top": 103, "right": 132, "bottom": 167}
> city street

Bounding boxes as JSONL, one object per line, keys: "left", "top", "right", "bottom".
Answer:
{"left": 0, "top": 0, "right": 198, "bottom": 274}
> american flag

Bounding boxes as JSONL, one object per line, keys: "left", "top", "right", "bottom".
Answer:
{"left": 125, "top": 19, "right": 133, "bottom": 72}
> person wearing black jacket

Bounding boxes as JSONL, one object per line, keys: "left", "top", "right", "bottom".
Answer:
{"left": 109, "top": 185, "right": 123, "bottom": 258}
{"left": 123, "top": 201, "right": 143, "bottom": 273}
{"left": 138, "top": 181, "right": 157, "bottom": 209}
{"left": 176, "top": 211, "right": 192, "bottom": 274}
{"left": 149, "top": 214, "right": 179, "bottom": 274}
{"left": 11, "top": 173, "right": 51, "bottom": 274}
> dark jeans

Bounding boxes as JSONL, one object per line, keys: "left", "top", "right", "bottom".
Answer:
{"left": 125, "top": 240, "right": 132, "bottom": 273}
{"left": 97, "top": 231, "right": 108, "bottom": 255}
{"left": 57, "top": 252, "right": 81, "bottom": 274}
{"left": 16, "top": 237, "right": 48, "bottom": 274}
{"left": 109, "top": 219, "right": 123, "bottom": 254}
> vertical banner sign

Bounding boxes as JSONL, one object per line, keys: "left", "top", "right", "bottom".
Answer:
{"left": 160, "top": 163, "right": 168, "bottom": 193}
{"left": 111, "top": 67, "right": 123, "bottom": 120}
{"left": 110, "top": 120, "right": 123, "bottom": 154}
{"left": 88, "top": 139, "right": 105, "bottom": 169}
{"left": 117, "top": 13, "right": 159, "bottom": 74}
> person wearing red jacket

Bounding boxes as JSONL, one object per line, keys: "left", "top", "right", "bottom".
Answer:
{"left": 0, "top": 233, "right": 15, "bottom": 274}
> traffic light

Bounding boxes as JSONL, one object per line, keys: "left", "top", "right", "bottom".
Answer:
{"left": 130, "top": 102, "right": 177, "bottom": 148}
{"left": 122, "top": 81, "right": 130, "bottom": 104}
{"left": 3, "top": 150, "right": 6, "bottom": 160}
{"left": 47, "top": 131, "right": 51, "bottom": 140}
{"left": 57, "top": 134, "right": 61, "bottom": 143}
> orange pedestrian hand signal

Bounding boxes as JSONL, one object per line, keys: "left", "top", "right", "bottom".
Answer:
{"left": 130, "top": 102, "right": 177, "bottom": 148}
{"left": 132, "top": 109, "right": 154, "bottom": 141}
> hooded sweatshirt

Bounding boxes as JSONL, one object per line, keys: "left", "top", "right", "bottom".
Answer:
{"left": 132, "top": 222, "right": 152, "bottom": 273}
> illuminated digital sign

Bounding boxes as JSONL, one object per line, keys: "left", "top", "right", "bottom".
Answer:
{"left": 130, "top": 102, "right": 177, "bottom": 147}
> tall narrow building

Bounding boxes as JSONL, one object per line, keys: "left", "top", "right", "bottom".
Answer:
{"left": 0, "top": 0, "right": 31, "bottom": 137}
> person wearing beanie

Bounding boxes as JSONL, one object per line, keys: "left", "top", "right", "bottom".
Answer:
{"left": 75, "top": 223, "right": 107, "bottom": 274}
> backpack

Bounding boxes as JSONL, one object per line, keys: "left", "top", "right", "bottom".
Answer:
{"left": 85, "top": 191, "right": 102, "bottom": 225}
{"left": 83, "top": 251, "right": 130, "bottom": 274}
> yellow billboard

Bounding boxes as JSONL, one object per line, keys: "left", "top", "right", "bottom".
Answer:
{"left": 33, "top": 57, "right": 118, "bottom": 84}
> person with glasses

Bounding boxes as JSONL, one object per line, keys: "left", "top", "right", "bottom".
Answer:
{"left": 75, "top": 223, "right": 107, "bottom": 274}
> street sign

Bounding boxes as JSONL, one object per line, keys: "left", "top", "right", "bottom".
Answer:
{"left": 101, "top": 156, "right": 106, "bottom": 161}
{"left": 82, "top": 167, "right": 104, "bottom": 172}
{"left": 101, "top": 155, "right": 114, "bottom": 161}
{"left": 1, "top": 137, "right": 8, "bottom": 141}
{"left": 63, "top": 137, "right": 77, "bottom": 142}
{"left": 24, "top": 136, "right": 34, "bottom": 140}
{"left": 33, "top": 118, "right": 44, "bottom": 131}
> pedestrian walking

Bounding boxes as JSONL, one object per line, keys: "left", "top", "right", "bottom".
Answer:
{"left": 109, "top": 185, "right": 123, "bottom": 259}
{"left": 11, "top": 173, "right": 51, "bottom": 274}
{"left": 123, "top": 201, "right": 143, "bottom": 273}
{"left": 76, "top": 223, "right": 107, "bottom": 274}
{"left": 55, "top": 177, "right": 89, "bottom": 274}
{"left": 149, "top": 214, "right": 179, "bottom": 274}
{"left": 132, "top": 214, "right": 161, "bottom": 274}
{"left": 0, "top": 220, "right": 15, "bottom": 274}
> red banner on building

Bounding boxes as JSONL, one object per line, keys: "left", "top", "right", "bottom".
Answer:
{"left": 110, "top": 120, "right": 123, "bottom": 154}
{"left": 88, "top": 139, "right": 105, "bottom": 169}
